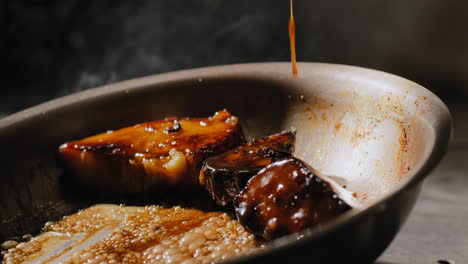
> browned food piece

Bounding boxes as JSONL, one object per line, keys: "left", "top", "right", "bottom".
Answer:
{"left": 234, "top": 158, "right": 351, "bottom": 240}
{"left": 199, "top": 131, "right": 295, "bottom": 206}
{"left": 58, "top": 110, "right": 244, "bottom": 193}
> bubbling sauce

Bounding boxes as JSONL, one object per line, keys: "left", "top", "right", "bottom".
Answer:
{"left": 2, "top": 205, "right": 258, "bottom": 264}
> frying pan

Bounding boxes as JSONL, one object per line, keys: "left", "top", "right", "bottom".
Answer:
{"left": 0, "top": 63, "right": 451, "bottom": 263}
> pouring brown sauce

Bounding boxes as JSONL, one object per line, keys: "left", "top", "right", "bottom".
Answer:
{"left": 289, "top": 0, "right": 298, "bottom": 77}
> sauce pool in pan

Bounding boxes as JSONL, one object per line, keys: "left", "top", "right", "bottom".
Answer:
{"left": 1, "top": 205, "right": 258, "bottom": 264}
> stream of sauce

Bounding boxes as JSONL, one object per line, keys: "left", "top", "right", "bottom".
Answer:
{"left": 289, "top": 0, "right": 298, "bottom": 77}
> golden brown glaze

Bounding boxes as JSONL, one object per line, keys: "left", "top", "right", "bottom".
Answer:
{"left": 199, "top": 131, "right": 295, "bottom": 206}
{"left": 58, "top": 110, "right": 244, "bottom": 193}
{"left": 234, "top": 158, "right": 351, "bottom": 240}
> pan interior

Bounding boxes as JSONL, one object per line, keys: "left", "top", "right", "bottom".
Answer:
{"left": 0, "top": 64, "right": 437, "bottom": 245}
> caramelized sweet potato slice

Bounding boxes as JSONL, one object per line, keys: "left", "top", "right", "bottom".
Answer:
{"left": 234, "top": 158, "right": 351, "bottom": 240}
{"left": 199, "top": 131, "right": 295, "bottom": 206}
{"left": 58, "top": 110, "right": 244, "bottom": 193}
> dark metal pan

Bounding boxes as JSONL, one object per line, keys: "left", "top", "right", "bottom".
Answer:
{"left": 0, "top": 63, "right": 451, "bottom": 263}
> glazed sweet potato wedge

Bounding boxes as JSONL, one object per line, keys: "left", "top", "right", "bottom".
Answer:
{"left": 199, "top": 131, "right": 295, "bottom": 206}
{"left": 234, "top": 158, "right": 351, "bottom": 240}
{"left": 58, "top": 110, "right": 244, "bottom": 193}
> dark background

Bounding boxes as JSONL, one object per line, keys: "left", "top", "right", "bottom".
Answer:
{"left": 2, "top": 0, "right": 468, "bottom": 117}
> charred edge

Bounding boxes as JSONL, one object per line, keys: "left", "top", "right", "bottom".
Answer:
{"left": 259, "top": 148, "right": 292, "bottom": 160}
{"left": 164, "top": 120, "right": 181, "bottom": 133}
{"left": 65, "top": 143, "right": 134, "bottom": 160}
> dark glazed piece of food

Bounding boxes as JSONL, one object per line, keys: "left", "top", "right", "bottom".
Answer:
{"left": 199, "top": 131, "right": 295, "bottom": 206}
{"left": 234, "top": 158, "right": 351, "bottom": 240}
{"left": 58, "top": 110, "right": 244, "bottom": 193}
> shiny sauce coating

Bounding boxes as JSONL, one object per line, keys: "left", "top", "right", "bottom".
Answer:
{"left": 200, "top": 131, "right": 295, "bottom": 206}
{"left": 235, "top": 158, "right": 351, "bottom": 240}
{"left": 58, "top": 110, "right": 244, "bottom": 192}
